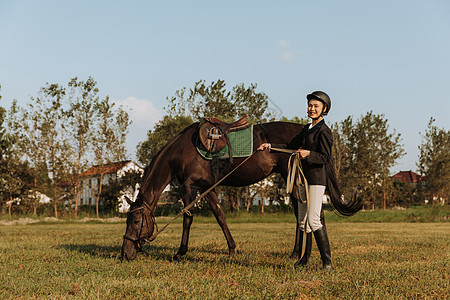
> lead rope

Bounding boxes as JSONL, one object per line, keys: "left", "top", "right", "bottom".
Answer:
{"left": 146, "top": 150, "right": 258, "bottom": 242}
{"left": 272, "top": 148, "right": 310, "bottom": 261}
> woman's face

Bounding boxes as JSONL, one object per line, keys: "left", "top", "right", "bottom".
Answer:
{"left": 307, "top": 99, "right": 324, "bottom": 119}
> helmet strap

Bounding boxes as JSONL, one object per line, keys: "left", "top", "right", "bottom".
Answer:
{"left": 320, "top": 104, "right": 329, "bottom": 116}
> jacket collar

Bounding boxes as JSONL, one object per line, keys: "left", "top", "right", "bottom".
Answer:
{"left": 307, "top": 119, "right": 325, "bottom": 132}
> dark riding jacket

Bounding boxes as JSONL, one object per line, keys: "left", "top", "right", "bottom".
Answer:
{"left": 274, "top": 119, "right": 333, "bottom": 186}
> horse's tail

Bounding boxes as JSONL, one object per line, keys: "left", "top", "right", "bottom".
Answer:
{"left": 326, "top": 162, "right": 363, "bottom": 216}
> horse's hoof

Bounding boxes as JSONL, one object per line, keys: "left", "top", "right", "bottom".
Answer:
{"left": 321, "top": 264, "right": 334, "bottom": 272}
{"left": 172, "top": 254, "right": 182, "bottom": 262}
{"left": 289, "top": 252, "right": 299, "bottom": 259}
{"left": 293, "top": 258, "right": 309, "bottom": 269}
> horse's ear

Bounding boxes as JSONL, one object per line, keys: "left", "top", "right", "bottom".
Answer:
{"left": 124, "top": 196, "right": 133, "bottom": 206}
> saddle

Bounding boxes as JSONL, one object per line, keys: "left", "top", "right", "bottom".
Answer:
{"left": 198, "top": 115, "right": 250, "bottom": 162}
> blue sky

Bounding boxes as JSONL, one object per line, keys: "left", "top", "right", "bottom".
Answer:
{"left": 1, "top": 0, "right": 449, "bottom": 173}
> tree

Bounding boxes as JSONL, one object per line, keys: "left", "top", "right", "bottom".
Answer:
{"left": 0, "top": 85, "right": 13, "bottom": 211}
{"left": 0, "top": 84, "right": 8, "bottom": 166}
{"left": 164, "top": 79, "right": 276, "bottom": 212}
{"left": 232, "top": 83, "right": 277, "bottom": 123}
{"left": 64, "top": 77, "right": 100, "bottom": 215}
{"left": 247, "top": 175, "right": 279, "bottom": 213}
{"left": 136, "top": 115, "right": 193, "bottom": 167}
{"left": 100, "top": 169, "right": 143, "bottom": 213}
{"left": 165, "top": 79, "right": 273, "bottom": 123}
{"left": 117, "top": 169, "right": 143, "bottom": 202}
{"left": 2, "top": 160, "right": 34, "bottom": 217}
{"left": 7, "top": 98, "right": 51, "bottom": 215}
{"left": 0, "top": 84, "right": 6, "bottom": 159}
{"left": 136, "top": 115, "right": 193, "bottom": 207}
{"left": 417, "top": 118, "right": 449, "bottom": 204}
{"left": 38, "top": 83, "right": 72, "bottom": 218}
{"left": 333, "top": 111, "right": 405, "bottom": 209}
{"left": 1, "top": 85, "right": 36, "bottom": 216}
{"left": 91, "top": 96, "right": 131, "bottom": 217}
{"left": 2, "top": 78, "right": 132, "bottom": 217}
{"left": 392, "top": 180, "right": 418, "bottom": 207}
{"left": 279, "top": 115, "right": 309, "bottom": 124}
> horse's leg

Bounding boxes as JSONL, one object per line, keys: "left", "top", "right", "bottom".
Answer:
{"left": 173, "top": 185, "right": 198, "bottom": 262}
{"left": 204, "top": 190, "right": 236, "bottom": 256}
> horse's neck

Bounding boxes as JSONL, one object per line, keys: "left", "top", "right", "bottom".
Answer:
{"left": 139, "top": 124, "right": 196, "bottom": 209}
{"left": 140, "top": 151, "right": 173, "bottom": 209}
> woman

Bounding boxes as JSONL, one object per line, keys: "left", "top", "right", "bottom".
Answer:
{"left": 258, "top": 91, "right": 334, "bottom": 271}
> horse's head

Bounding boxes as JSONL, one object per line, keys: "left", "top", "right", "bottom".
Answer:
{"left": 121, "top": 196, "right": 156, "bottom": 261}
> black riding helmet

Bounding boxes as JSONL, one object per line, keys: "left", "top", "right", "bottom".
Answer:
{"left": 306, "top": 91, "right": 331, "bottom": 116}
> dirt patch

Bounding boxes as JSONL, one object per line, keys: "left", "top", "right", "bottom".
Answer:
{"left": 43, "top": 217, "right": 62, "bottom": 222}
{"left": 0, "top": 218, "right": 40, "bottom": 226}
{"left": 0, "top": 217, "right": 123, "bottom": 225}
{"left": 75, "top": 217, "right": 123, "bottom": 223}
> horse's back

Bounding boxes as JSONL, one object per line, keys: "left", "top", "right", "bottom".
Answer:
{"left": 254, "top": 121, "right": 304, "bottom": 144}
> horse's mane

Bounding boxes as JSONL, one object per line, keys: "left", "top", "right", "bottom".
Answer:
{"left": 143, "top": 122, "right": 198, "bottom": 172}
{"left": 136, "top": 122, "right": 198, "bottom": 205}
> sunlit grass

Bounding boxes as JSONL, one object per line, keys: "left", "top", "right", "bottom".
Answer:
{"left": 1, "top": 205, "right": 448, "bottom": 225}
{"left": 0, "top": 219, "right": 448, "bottom": 299}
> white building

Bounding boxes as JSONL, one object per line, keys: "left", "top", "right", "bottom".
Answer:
{"left": 78, "top": 160, "right": 144, "bottom": 213}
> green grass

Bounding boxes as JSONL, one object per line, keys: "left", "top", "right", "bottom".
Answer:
{"left": 188, "top": 205, "right": 450, "bottom": 224}
{"left": 325, "top": 205, "right": 450, "bottom": 223}
{"left": 1, "top": 205, "right": 448, "bottom": 224}
{"left": 0, "top": 218, "right": 448, "bottom": 299}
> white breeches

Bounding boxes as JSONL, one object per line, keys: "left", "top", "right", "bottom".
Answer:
{"left": 297, "top": 185, "right": 326, "bottom": 233}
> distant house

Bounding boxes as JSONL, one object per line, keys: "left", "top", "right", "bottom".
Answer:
{"left": 390, "top": 170, "right": 424, "bottom": 186}
{"left": 78, "top": 160, "right": 144, "bottom": 213}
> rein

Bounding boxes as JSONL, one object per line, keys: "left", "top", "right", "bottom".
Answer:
{"left": 271, "top": 147, "right": 310, "bottom": 261}
{"left": 127, "top": 146, "right": 310, "bottom": 261}
{"left": 131, "top": 150, "right": 258, "bottom": 244}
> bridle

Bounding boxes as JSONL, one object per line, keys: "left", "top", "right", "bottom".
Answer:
{"left": 122, "top": 200, "right": 158, "bottom": 251}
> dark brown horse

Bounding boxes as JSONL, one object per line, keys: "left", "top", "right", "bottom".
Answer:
{"left": 121, "top": 121, "right": 361, "bottom": 261}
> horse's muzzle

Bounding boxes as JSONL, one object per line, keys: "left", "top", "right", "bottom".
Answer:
{"left": 121, "top": 237, "right": 138, "bottom": 261}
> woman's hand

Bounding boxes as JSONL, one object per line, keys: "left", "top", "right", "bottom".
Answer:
{"left": 296, "top": 148, "right": 310, "bottom": 159}
{"left": 257, "top": 143, "right": 271, "bottom": 151}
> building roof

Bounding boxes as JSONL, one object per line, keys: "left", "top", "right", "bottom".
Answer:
{"left": 391, "top": 170, "right": 423, "bottom": 184}
{"left": 80, "top": 160, "right": 133, "bottom": 177}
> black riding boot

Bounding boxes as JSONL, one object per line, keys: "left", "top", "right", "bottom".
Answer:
{"left": 313, "top": 226, "right": 334, "bottom": 271}
{"left": 294, "top": 231, "right": 312, "bottom": 268}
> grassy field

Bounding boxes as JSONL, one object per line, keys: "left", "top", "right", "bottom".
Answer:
{"left": 0, "top": 210, "right": 448, "bottom": 299}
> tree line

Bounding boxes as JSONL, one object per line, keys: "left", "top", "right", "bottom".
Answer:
{"left": 0, "top": 78, "right": 448, "bottom": 217}
{"left": 136, "top": 79, "right": 449, "bottom": 211}
{"left": 0, "top": 79, "right": 131, "bottom": 217}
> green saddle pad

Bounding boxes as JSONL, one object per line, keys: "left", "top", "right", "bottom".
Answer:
{"left": 196, "top": 125, "right": 253, "bottom": 160}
